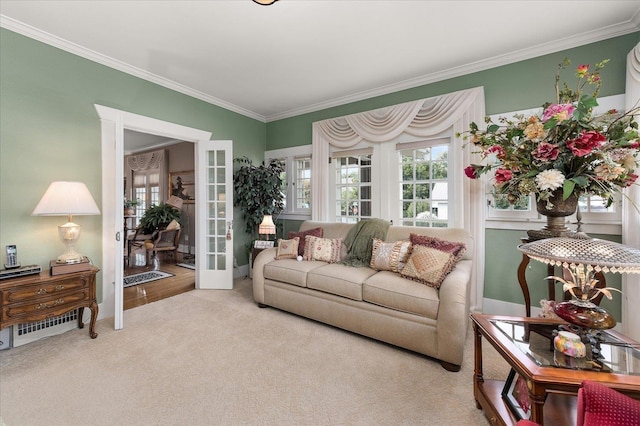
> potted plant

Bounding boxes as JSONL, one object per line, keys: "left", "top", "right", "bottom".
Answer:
{"left": 233, "top": 157, "right": 285, "bottom": 238}
{"left": 124, "top": 198, "right": 138, "bottom": 216}
{"left": 138, "top": 203, "right": 181, "bottom": 234}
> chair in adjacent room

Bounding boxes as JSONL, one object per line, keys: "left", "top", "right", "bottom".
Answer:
{"left": 145, "top": 227, "right": 182, "bottom": 265}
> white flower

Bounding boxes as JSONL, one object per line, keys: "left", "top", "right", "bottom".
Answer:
{"left": 535, "top": 169, "right": 565, "bottom": 191}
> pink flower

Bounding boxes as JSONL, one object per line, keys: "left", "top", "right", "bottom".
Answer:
{"left": 484, "top": 145, "right": 506, "bottom": 160}
{"left": 532, "top": 142, "right": 560, "bottom": 162}
{"left": 464, "top": 165, "right": 479, "bottom": 179}
{"left": 576, "top": 64, "right": 589, "bottom": 77}
{"left": 542, "top": 103, "right": 576, "bottom": 123}
{"left": 495, "top": 168, "right": 513, "bottom": 183}
{"left": 566, "top": 131, "right": 606, "bottom": 157}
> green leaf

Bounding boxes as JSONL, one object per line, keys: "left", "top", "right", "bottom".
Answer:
{"left": 563, "top": 180, "right": 575, "bottom": 200}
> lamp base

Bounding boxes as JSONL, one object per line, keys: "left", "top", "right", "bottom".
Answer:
{"left": 57, "top": 222, "right": 84, "bottom": 264}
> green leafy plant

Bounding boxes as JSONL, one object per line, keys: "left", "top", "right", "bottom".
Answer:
{"left": 124, "top": 198, "right": 138, "bottom": 209}
{"left": 138, "top": 203, "right": 181, "bottom": 234}
{"left": 233, "top": 157, "right": 285, "bottom": 236}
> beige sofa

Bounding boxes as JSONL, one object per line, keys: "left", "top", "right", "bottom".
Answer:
{"left": 252, "top": 221, "right": 473, "bottom": 371}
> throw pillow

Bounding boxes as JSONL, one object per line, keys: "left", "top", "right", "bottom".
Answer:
{"left": 303, "top": 235, "right": 343, "bottom": 263}
{"left": 369, "top": 239, "right": 412, "bottom": 273}
{"left": 400, "top": 245, "right": 459, "bottom": 289}
{"left": 275, "top": 237, "right": 300, "bottom": 260}
{"left": 288, "top": 227, "right": 323, "bottom": 256}
{"left": 410, "top": 233, "right": 466, "bottom": 257}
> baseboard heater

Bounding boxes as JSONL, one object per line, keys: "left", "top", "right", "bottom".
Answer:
{"left": 11, "top": 309, "right": 79, "bottom": 347}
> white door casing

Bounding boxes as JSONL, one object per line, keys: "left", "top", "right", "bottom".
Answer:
{"left": 95, "top": 104, "right": 212, "bottom": 329}
{"left": 196, "top": 140, "right": 234, "bottom": 289}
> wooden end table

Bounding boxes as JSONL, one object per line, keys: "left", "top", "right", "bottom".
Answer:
{"left": 471, "top": 313, "right": 640, "bottom": 426}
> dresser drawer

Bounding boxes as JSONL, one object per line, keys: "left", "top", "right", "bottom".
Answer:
{"left": 1, "top": 275, "right": 89, "bottom": 304}
{"left": 1, "top": 289, "right": 89, "bottom": 323}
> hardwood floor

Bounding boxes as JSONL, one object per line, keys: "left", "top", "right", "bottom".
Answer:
{"left": 123, "top": 248, "right": 195, "bottom": 310}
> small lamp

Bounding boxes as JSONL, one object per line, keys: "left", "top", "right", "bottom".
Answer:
{"left": 166, "top": 195, "right": 184, "bottom": 210}
{"left": 518, "top": 237, "right": 640, "bottom": 330}
{"left": 32, "top": 181, "right": 101, "bottom": 264}
{"left": 258, "top": 215, "right": 276, "bottom": 240}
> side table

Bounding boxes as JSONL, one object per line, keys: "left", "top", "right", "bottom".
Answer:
{"left": 472, "top": 313, "right": 640, "bottom": 425}
{"left": 1, "top": 267, "right": 100, "bottom": 339}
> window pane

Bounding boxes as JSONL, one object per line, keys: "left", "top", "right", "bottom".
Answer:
{"left": 333, "top": 154, "right": 371, "bottom": 222}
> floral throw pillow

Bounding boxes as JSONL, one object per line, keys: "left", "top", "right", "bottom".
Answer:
{"left": 369, "top": 239, "right": 412, "bottom": 273}
{"left": 303, "top": 235, "right": 343, "bottom": 263}
{"left": 400, "top": 245, "right": 459, "bottom": 289}
{"left": 275, "top": 237, "right": 299, "bottom": 260}
{"left": 288, "top": 227, "right": 323, "bottom": 256}
{"left": 410, "top": 233, "right": 466, "bottom": 257}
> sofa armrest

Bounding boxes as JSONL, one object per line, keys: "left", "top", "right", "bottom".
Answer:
{"left": 436, "top": 259, "right": 472, "bottom": 366}
{"left": 252, "top": 247, "right": 277, "bottom": 304}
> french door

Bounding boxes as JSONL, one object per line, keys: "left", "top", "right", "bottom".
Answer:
{"left": 196, "top": 140, "right": 234, "bottom": 289}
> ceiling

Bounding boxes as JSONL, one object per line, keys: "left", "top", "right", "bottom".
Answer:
{"left": 1, "top": 1, "right": 639, "bottom": 123}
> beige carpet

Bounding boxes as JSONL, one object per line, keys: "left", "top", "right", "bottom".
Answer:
{"left": 0, "top": 278, "right": 508, "bottom": 425}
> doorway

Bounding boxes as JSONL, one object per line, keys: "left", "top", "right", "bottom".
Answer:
{"left": 123, "top": 132, "right": 196, "bottom": 309}
{"left": 95, "top": 104, "right": 213, "bottom": 330}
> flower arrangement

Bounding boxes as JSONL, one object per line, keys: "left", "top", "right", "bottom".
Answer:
{"left": 460, "top": 59, "right": 639, "bottom": 209}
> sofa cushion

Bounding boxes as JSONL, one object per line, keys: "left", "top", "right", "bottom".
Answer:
{"left": 264, "top": 259, "right": 326, "bottom": 288}
{"left": 307, "top": 264, "right": 377, "bottom": 301}
{"left": 370, "top": 238, "right": 411, "bottom": 273}
{"left": 276, "top": 237, "right": 299, "bottom": 260}
{"left": 303, "top": 236, "right": 343, "bottom": 263}
{"left": 289, "top": 227, "right": 323, "bottom": 256}
{"left": 363, "top": 271, "right": 440, "bottom": 319}
{"left": 400, "top": 245, "right": 459, "bottom": 289}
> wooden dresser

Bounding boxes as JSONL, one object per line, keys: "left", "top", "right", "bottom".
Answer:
{"left": 0, "top": 267, "right": 99, "bottom": 339}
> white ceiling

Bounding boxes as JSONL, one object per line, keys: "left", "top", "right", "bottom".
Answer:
{"left": 1, "top": 1, "right": 639, "bottom": 123}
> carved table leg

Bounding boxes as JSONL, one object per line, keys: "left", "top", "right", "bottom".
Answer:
{"left": 89, "top": 301, "right": 98, "bottom": 339}
{"left": 78, "top": 307, "right": 85, "bottom": 329}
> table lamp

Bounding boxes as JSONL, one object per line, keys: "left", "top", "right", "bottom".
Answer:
{"left": 32, "top": 181, "right": 101, "bottom": 264}
{"left": 518, "top": 237, "right": 640, "bottom": 330}
{"left": 258, "top": 215, "right": 276, "bottom": 240}
{"left": 166, "top": 195, "right": 184, "bottom": 210}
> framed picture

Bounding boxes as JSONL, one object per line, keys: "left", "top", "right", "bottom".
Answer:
{"left": 254, "top": 240, "right": 275, "bottom": 249}
{"left": 502, "top": 368, "right": 531, "bottom": 420}
{"left": 169, "top": 170, "right": 195, "bottom": 203}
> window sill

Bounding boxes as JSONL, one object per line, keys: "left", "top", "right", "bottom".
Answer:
{"left": 485, "top": 218, "right": 621, "bottom": 236}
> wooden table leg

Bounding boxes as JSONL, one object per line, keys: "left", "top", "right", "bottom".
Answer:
{"left": 473, "top": 321, "right": 484, "bottom": 409}
{"left": 529, "top": 381, "right": 547, "bottom": 425}
{"left": 88, "top": 300, "right": 98, "bottom": 339}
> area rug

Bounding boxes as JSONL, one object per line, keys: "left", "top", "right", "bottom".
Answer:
{"left": 123, "top": 271, "right": 174, "bottom": 288}
{"left": 176, "top": 263, "right": 195, "bottom": 270}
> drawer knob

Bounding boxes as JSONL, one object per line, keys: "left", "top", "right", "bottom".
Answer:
{"left": 35, "top": 288, "right": 47, "bottom": 295}
{"left": 55, "top": 285, "right": 65, "bottom": 291}
{"left": 35, "top": 299, "right": 64, "bottom": 309}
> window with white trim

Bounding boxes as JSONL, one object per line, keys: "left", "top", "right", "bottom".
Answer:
{"left": 132, "top": 171, "right": 160, "bottom": 227}
{"left": 265, "top": 145, "right": 312, "bottom": 219}
{"left": 397, "top": 140, "right": 449, "bottom": 227}
{"left": 331, "top": 149, "right": 372, "bottom": 223}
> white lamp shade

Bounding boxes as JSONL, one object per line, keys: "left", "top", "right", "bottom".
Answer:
{"left": 32, "top": 181, "right": 100, "bottom": 216}
{"left": 166, "top": 195, "right": 184, "bottom": 210}
{"left": 258, "top": 215, "right": 276, "bottom": 235}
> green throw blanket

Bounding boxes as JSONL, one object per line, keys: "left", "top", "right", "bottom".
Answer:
{"left": 341, "top": 218, "right": 391, "bottom": 267}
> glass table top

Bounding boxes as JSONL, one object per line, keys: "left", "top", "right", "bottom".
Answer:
{"left": 490, "top": 319, "right": 640, "bottom": 375}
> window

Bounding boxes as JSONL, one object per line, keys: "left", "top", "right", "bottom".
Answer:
{"left": 332, "top": 151, "right": 372, "bottom": 223}
{"left": 132, "top": 171, "right": 160, "bottom": 227}
{"left": 397, "top": 141, "right": 448, "bottom": 227}
{"left": 265, "top": 145, "right": 312, "bottom": 219}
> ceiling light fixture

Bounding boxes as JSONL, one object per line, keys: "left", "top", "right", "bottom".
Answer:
{"left": 253, "top": 0, "right": 278, "bottom": 5}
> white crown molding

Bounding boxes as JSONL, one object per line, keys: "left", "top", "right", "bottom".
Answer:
{"left": 0, "top": 15, "right": 267, "bottom": 123}
{"left": 2, "top": 13, "right": 638, "bottom": 124}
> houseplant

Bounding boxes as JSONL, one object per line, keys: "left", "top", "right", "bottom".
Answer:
{"left": 138, "top": 202, "right": 181, "bottom": 234}
{"left": 124, "top": 198, "right": 138, "bottom": 216}
{"left": 460, "top": 58, "right": 639, "bottom": 217}
{"left": 233, "top": 157, "right": 285, "bottom": 237}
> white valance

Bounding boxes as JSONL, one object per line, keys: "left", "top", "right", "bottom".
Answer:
{"left": 312, "top": 87, "right": 486, "bottom": 312}
{"left": 127, "top": 150, "right": 164, "bottom": 171}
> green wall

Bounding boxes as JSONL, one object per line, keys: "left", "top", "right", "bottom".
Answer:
{"left": 0, "top": 29, "right": 266, "bottom": 300}
{"left": 266, "top": 32, "right": 639, "bottom": 317}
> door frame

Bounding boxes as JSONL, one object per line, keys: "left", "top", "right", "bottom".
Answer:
{"left": 95, "top": 105, "right": 212, "bottom": 330}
